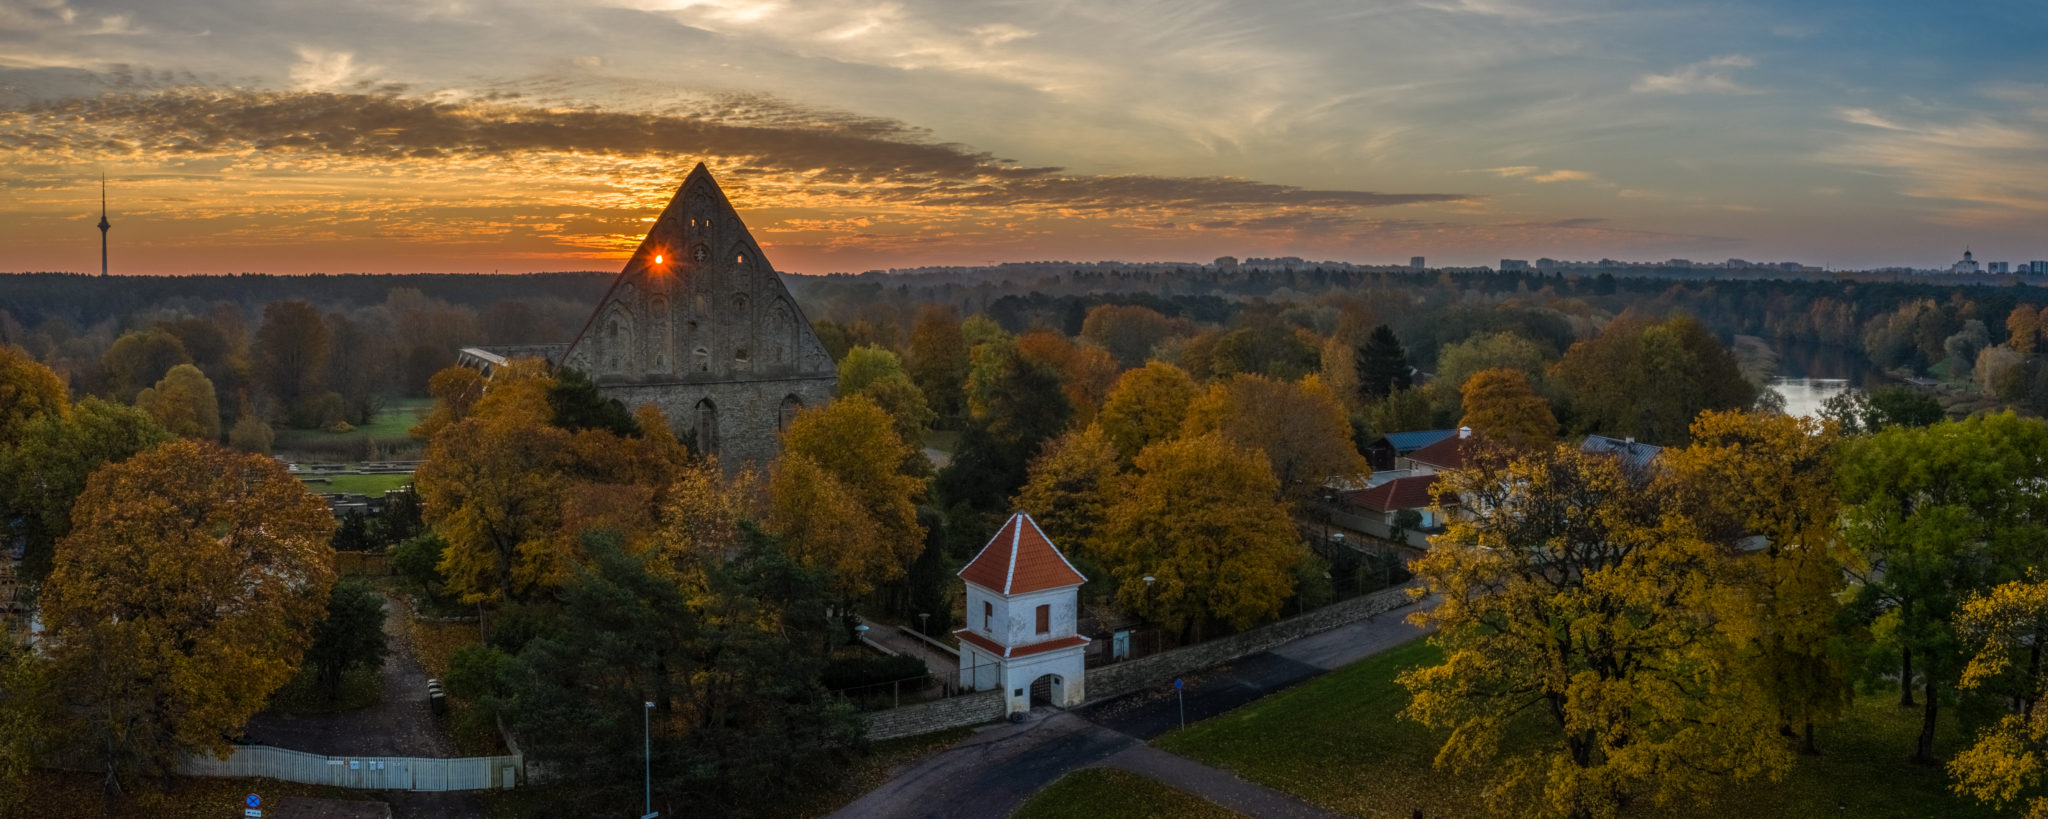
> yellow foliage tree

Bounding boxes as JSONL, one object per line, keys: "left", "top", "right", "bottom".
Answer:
{"left": 415, "top": 361, "right": 574, "bottom": 603}
{"left": 774, "top": 395, "right": 928, "bottom": 595}
{"left": 1402, "top": 441, "right": 1790, "bottom": 819}
{"left": 1098, "top": 432, "right": 1301, "bottom": 638}
{"left": 1181, "top": 373, "right": 1369, "bottom": 503}
{"left": 1095, "top": 361, "right": 1200, "bottom": 462}
{"left": 135, "top": 362, "right": 222, "bottom": 440}
{"left": 767, "top": 453, "right": 887, "bottom": 598}
{"left": 1015, "top": 423, "right": 1124, "bottom": 559}
{"left": 1664, "top": 410, "right": 1851, "bottom": 753}
{"left": 1951, "top": 573, "right": 2048, "bottom": 818}
{"left": 42, "top": 440, "right": 335, "bottom": 796}
{"left": 1457, "top": 367, "right": 1557, "bottom": 448}
{"left": 0, "top": 344, "right": 68, "bottom": 442}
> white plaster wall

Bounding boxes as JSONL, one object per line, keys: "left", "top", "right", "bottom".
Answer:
{"left": 1000, "top": 587, "right": 1078, "bottom": 646}
{"left": 998, "top": 647, "right": 1086, "bottom": 713}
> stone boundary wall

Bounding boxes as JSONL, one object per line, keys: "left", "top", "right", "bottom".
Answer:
{"left": 1084, "top": 583, "right": 1421, "bottom": 703}
{"left": 864, "top": 690, "right": 1006, "bottom": 742}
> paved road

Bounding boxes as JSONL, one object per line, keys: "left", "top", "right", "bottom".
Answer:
{"left": 830, "top": 597, "right": 1436, "bottom": 818}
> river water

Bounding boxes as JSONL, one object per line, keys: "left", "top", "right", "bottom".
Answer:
{"left": 1765, "top": 341, "right": 1884, "bottom": 418}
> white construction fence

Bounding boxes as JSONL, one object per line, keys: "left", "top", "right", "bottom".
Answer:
{"left": 179, "top": 744, "right": 520, "bottom": 791}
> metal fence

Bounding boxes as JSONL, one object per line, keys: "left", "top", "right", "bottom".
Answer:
{"left": 178, "top": 744, "right": 521, "bottom": 791}
{"left": 831, "top": 657, "right": 1007, "bottom": 711}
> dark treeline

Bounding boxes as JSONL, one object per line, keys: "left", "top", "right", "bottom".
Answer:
{"left": 0, "top": 271, "right": 613, "bottom": 329}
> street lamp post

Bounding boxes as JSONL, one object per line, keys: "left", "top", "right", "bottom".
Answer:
{"left": 918, "top": 612, "right": 930, "bottom": 636}
{"left": 1142, "top": 576, "right": 1156, "bottom": 655}
{"left": 643, "top": 701, "right": 655, "bottom": 819}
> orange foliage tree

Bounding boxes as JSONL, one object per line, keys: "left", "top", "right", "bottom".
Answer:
{"left": 42, "top": 440, "right": 336, "bottom": 796}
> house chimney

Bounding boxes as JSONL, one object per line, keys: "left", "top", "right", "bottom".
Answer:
{"left": 1458, "top": 426, "right": 1472, "bottom": 439}
{"left": 1624, "top": 436, "right": 1634, "bottom": 445}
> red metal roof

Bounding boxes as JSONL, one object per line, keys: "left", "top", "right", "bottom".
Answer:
{"left": 953, "top": 628, "right": 1090, "bottom": 659}
{"left": 1406, "top": 434, "right": 1468, "bottom": 470}
{"left": 958, "top": 512, "right": 1087, "bottom": 595}
{"left": 1342, "top": 474, "right": 1444, "bottom": 513}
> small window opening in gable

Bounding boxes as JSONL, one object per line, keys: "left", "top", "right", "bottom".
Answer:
{"left": 983, "top": 601, "right": 993, "bottom": 632}
{"left": 1035, "top": 604, "right": 1050, "bottom": 635}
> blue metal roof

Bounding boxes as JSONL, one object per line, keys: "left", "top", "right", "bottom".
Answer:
{"left": 1378, "top": 429, "right": 1457, "bottom": 452}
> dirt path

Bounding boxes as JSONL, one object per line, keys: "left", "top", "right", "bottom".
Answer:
{"left": 244, "top": 592, "right": 455, "bottom": 757}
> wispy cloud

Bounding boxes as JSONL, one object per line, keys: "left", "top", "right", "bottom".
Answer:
{"left": 1632, "top": 55, "right": 1759, "bottom": 95}
{"left": 1825, "top": 103, "right": 2048, "bottom": 225}
{"left": 288, "top": 48, "right": 379, "bottom": 92}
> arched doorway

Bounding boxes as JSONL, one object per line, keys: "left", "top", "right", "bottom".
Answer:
{"left": 1028, "top": 673, "right": 1068, "bottom": 708}
{"left": 778, "top": 394, "right": 803, "bottom": 432}
{"left": 694, "top": 398, "right": 719, "bottom": 458}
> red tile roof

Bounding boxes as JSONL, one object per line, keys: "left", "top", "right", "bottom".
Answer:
{"left": 1406, "top": 434, "right": 1469, "bottom": 470}
{"left": 1342, "top": 474, "right": 1445, "bottom": 513}
{"left": 954, "top": 628, "right": 1089, "bottom": 659}
{"left": 958, "top": 512, "right": 1087, "bottom": 595}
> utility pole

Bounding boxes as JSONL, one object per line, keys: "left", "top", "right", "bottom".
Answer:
{"left": 97, "top": 174, "right": 110, "bottom": 278}
{"left": 642, "top": 701, "right": 657, "bottom": 819}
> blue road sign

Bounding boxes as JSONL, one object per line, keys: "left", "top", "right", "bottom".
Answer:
{"left": 246, "top": 794, "right": 261, "bottom": 808}
{"left": 1174, "top": 678, "right": 1183, "bottom": 690}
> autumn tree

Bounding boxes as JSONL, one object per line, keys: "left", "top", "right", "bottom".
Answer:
{"left": 1457, "top": 368, "right": 1556, "bottom": 448}
{"left": 773, "top": 395, "right": 928, "bottom": 596}
{"left": 907, "top": 305, "right": 971, "bottom": 424}
{"left": 135, "top": 363, "right": 221, "bottom": 440}
{"left": 1015, "top": 424, "right": 1124, "bottom": 558}
{"left": 1097, "top": 433, "right": 1302, "bottom": 638}
{"left": 1950, "top": 573, "right": 2048, "bottom": 816}
{"left": 1665, "top": 410, "right": 1851, "bottom": 754}
{"left": 1016, "top": 329, "right": 1121, "bottom": 424}
{"left": 415, "top": 361, "right": 574, "bottom": 604}
{"left": 0, "top": 634, "right": 57, "bottom": 813}
{"left": 43, "top": 440, "right": 336, "bottom": 797}
{"left": 99, "top": 327, "right": 191, "bottom": 403}
{"left": 0, "top": 398, "right": 170, "bottom": 579}
{"left": 253, "top": 300, "right": 333, "bottom": 426}
{"left": 1839, "top": 413, "right": 2048, "bottom": 764}
{"left": 325, "top": 309, "right": 395, "bottom": 426}
{"left": 1095, "top": 361, "right": 1200, "bottom": 463}
{"left": 1181, "top": 374, "right": 1369, "bottom": 503}
{"left": 1402, "top": 441, "right": 1789, "bottom": 819}
{"left": 411, "top": 365, "right": 487, "bottom": 439}
{"left": 0, "top": 343, "right": 69, "bottom": 441}
{"left": 2008, "top": 305, "right": 2041, "bottom": 356}
{"left": 767, "top": 454, "right": 886, "bottom": 599}
{"left": 1082, "top": 303, "right": 1180, "bottom": 368}
{"left": 838, "top": 344, "right": 912, "bottom": 395}
{"left": 1549, "top": 314, "right": 1754, "bottom": 445}
{"left": 1354, "top": 325, "right": 1412, "bottom": 401}
{"left": 1819, "top": 385, "right": 1944, "bottom": 435}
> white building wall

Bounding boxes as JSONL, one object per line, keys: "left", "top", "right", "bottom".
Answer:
{"left": 999, "top": 587, "right": 1077, "bottom": 646}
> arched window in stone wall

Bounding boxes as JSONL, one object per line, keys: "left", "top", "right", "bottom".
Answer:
{"left": 602, "top": 307, "right": 633, "bottom": 377}
{"left": 648, "top": 296, "right": 670, "bottom": 373}
{"left": 768, "top": 301, "right": 795, "bottom": 365}
{"left": 778, "top": 394, "right": 803, "bottom": 432}
{"left": 695, "top": 398, "right": 719, "bottom": 458}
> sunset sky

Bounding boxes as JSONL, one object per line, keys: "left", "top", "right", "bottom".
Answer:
{"left": 2, "top": 0, "right": 2045, "bottom": 275}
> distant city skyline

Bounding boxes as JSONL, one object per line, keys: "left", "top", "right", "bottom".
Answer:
{"left": 1, "top": 0, "right": 2045, "bottom": 275}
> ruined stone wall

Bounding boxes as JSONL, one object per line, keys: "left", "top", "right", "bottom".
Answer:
{"left": 863, "top": 690, "right": 1006, "bottom": 742}
{"left": 599, "top": 374, "right": 835, "bottom": 468}
{"left": 1083, "top": 583, "right": 1421, "bottom": 702}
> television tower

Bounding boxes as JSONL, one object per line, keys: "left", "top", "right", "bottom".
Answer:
{"left": 97, "top": 175, "right": 110, "bottom": 278}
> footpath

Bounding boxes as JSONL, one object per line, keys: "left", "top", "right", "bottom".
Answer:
{"left": 830, "top": 597, "right": 1437, "bottom": 819}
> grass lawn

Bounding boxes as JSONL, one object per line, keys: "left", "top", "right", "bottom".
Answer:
{"left": 299, "top": 472, "right": 414, "bottom": 497}
{"left": 1156, "top": 639, "right": 2002, "bottom": 819}
{"left": 1013, "top": 768, "right": 1243, "bottom": 819}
